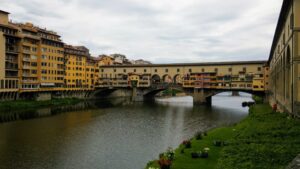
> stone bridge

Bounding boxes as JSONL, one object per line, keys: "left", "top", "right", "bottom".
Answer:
{"left": 92, "top": 61, "right": 268, "bottom": 105}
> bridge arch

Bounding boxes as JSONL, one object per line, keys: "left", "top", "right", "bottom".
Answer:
{"left": 151, "top": 74, "right": 161, "bottom": 83}
{"left": 162, "top": 74, "right": 173, "bottom": 83}
{"left": 173, "top": 74, "right": 182, "bottom": 84}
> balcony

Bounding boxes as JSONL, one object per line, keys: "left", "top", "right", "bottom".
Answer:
{"left": 22, "top": 65, "right": 31, "bottom": 69}
{"left": 23, "top": 50, "right": 31, "bottom": 54}
{"left": 5, "top": 63, "right": 18, "bottom": 71}
{"left": 6, "top": 46, "right": 18, "bottom": 54}
{"left": 23, "top": 58, "right": 31, "bottom": 62}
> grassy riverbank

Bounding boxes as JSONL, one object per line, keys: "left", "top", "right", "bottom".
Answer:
{"left": 146, "top": 103, "right": 300, "bottom": 169}
{"left": 0, "top": 98, "right": 82, "bottom": 112}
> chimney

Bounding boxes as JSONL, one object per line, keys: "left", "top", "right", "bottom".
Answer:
{"left": 0, "top": 10, "right": 10, "bottom": 25}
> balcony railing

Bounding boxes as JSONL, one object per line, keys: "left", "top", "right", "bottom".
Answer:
{"left": 23, "top": 58, "right": 31, "bottom": 62}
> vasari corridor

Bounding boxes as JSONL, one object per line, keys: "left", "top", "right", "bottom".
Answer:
{"left": 0, "top": 0, "right": 300, "bottom": 169}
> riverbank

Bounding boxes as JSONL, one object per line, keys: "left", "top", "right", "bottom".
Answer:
{"left": 145, "top": 103, "right": 300, "bottom": 169}
{"left": 0, "top": 98, "right": 82, "bottom": 112}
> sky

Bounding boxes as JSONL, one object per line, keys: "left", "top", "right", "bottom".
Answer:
{"left": 0, "top": 0, "right": 283, "bottom": 63}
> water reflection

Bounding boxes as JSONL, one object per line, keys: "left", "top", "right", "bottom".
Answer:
{"left": 0, "top": 93, "right": 253, "bottom": 169}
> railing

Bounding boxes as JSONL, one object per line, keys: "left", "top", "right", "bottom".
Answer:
{"left": 23, "top": 58, "right": 31, "bottom": 62}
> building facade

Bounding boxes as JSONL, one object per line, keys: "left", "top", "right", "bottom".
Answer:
{"left": 99, "top": 61, "right": 268, "bottom": 92}
{"left": 268, "top": 0, "right": 300, "bottom": 115}
{"left": 0, "top": 10, "right": 100, "bottom": 100}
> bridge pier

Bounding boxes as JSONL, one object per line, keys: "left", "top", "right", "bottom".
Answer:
{"left": 232, "top": 91, "right": 240, "bottom": 96}
{"left": 131, "top": 87, "right": 144, "bottom": 102}
{"left": 193, "top": 88, "right": 212, "bottom": 106}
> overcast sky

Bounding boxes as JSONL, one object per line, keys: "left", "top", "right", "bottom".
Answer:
{"left": 1, "top": 0, "right": 283, "bottom": 63}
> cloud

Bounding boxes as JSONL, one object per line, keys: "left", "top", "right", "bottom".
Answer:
{"left": 0, "top": 0, "right": 283, "bottom": 63}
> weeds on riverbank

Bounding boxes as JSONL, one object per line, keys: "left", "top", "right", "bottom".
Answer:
{"left": 0, "top": 98, "right": 82, "bottom": 112}
{"left": 145, "top": 104, "right": 300, "bottom": 169}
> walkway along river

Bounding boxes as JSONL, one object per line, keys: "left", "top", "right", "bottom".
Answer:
{"left": 0, "top": 93, "right": 253, "bottom": 169}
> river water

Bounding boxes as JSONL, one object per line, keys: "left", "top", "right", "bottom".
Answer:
{"left": 0, "top": 93, "right": 253, "bottom": 169}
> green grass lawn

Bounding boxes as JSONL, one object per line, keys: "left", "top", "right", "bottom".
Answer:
{"left": 0, "top": 98, "right": 82, "bottom": 112}
{"left": 145, "top": 103, "right": 300, "bottom": 169}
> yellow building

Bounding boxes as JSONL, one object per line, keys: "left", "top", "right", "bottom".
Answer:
{"left": 268, "top": 0, "right": 300, "bottom": 115}
{"left": 18, "top": 23, "right": 40, "bottom": 91}
{"left": 65, "top": 45, "right": 89, "bottom": 89}
{"left": 38, "top": 27, "right": 65, "bottom": 89}
{"left": 0, "top": 10, "right": 19, "bottom": 96}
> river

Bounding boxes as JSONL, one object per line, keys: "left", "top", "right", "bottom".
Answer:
{"left": 0, "top": 93, "right": 253, "bottom": 169}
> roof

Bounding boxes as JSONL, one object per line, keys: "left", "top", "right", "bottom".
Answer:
{"left": 268, "top": 0, "right": 292, "bottom": 64}
{"left": 0, "top": 10, "right": 9, "bottom": 14}
{"left": 101, "top": 60, "right": 267, "bottom": 68}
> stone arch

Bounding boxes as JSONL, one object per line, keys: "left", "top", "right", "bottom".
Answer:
{"left": 173, "top": 74, "right": 182, "bottom": 84}
{"left": 162, "top": 74, "right": 172, "bottom": 83}
{"left": 151, "top": 74, "right": 161, "bottom": 83}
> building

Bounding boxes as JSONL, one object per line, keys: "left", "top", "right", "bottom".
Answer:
{"left": 98, "top": 61, "right": 268, "bottom": 92}
{"left": 133, "top": 59, "right": 152, "bottom": 65}
{"left": 0, "top": 10, "right": 101, "bottom": 100}
{"left": 0, "top": 10, "right": 20, "bottom": 99}
{"left": 98, "top": 55, "right": 114, "bottom": 66}
{"left": 268, "top": 0, "right": 300, "bottom": 115}
{"left": 64, "top": 45, "right": 90, "bottom": 89}
{"left": 111, "top": 54, "right": 126, "bottom": 65}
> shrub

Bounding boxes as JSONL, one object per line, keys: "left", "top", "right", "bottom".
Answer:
{"left": 182, "top": 140, "right": 192, "bottom": 148}
{"left": 195, "top": 132, "right": 203, "bottom": 140}
{"left": 213, "top": 140, "right": 223, "bottom": 147}
{"left": 158, "top": 158, "right": 172, "bottom": 169}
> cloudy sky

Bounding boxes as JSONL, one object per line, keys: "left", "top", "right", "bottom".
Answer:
{"left": 1, "top": 0, "right": 283, "bottom": 63}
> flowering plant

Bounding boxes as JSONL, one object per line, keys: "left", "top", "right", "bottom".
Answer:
{"left": 158, "top": 157, "right": 172, "bottom": 169}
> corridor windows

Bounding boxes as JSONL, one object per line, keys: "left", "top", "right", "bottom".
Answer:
{"left": 258, "top": 67, "right": 262, "bottom": 71}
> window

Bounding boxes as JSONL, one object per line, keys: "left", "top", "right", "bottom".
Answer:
{"left": 202, "top": 68, "right": 205, "bottom": 72}
{"left": 154, "top": 69, "right": 157, "bottom": 73}
{"left": 134, "top": 69, "right": 136, "bottom": 72}
{"left": 215, "top": 68, "right": 218, "bottom": 72}
{"left": 114, "top": 69, "right": 116, "bottom": 72}
{"left": 144, "top": 69, "right": 147, "bottom": 73}
{"left": 123, "top": 69, "right": 126, "bottom": 73}
{"left": 42, "top": 55, "right": 47, "bottom": 60}
{"left": 165, "top": 69, "right": 168, "bottom": 73}
{"left": 243, "top": 67, "right": 247, "bottom": 72}
{"left": 257, "top": 67, "right": 261, "bottom": 71}
{"left": 228, "top": 68, "right": 232, "bottom": 72}
{"left": 177, "top": 69, "right": 180, "bottom": 72}
{"left": 189, "top": 69, "right": 192, "bottom": 73}
{"left": 42, "top": 48, "right": 47, "bottom": 52}
{"left": 31, "top": 62, "right": 37, "bottom": 67}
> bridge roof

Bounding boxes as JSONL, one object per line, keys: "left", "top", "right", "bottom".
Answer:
{"left": 101, "top": 60, "right": 267, "bottom": 68}
{"left": 268, "top": 0, "right": 292, "bottom": 64}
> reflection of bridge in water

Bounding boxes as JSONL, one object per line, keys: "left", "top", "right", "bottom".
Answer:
{"left": 94, "top": 61, "right": 268, "bottom": 105}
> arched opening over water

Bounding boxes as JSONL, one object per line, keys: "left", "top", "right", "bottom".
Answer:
{"left": 151, "top": 74, "right": 161, "bottom": 84}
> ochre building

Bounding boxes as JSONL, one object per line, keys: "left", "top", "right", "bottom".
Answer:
{"left": 268, "top": 0, "right": 300, "bottom": 115}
